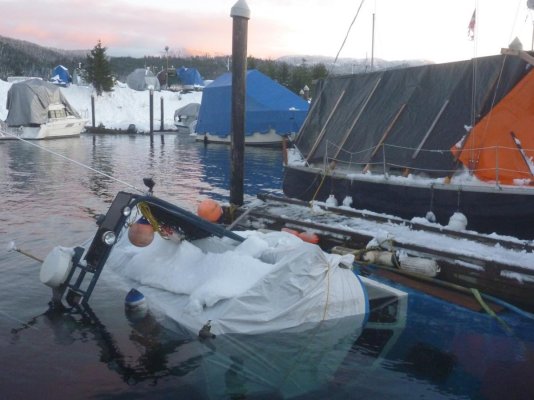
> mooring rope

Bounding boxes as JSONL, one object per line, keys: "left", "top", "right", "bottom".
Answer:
{"left": 2, "top": 132, "right": 145, "bottom": 193}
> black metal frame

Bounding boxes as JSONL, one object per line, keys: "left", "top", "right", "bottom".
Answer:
{"left": 52, "top": 191, "right": 244, "bottom": 308}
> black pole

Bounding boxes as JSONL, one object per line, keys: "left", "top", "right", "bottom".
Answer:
{"left": 160, "top": 97, "right": 164, "bottom": 131}
{"left": 230, "top": 0, "right": 250, "bottom": 207}
{"left": 149, "top": 89, "right": 154, "bottom": 138}
{"left": 91, "top": 95, "right": 95, "bottom": 128}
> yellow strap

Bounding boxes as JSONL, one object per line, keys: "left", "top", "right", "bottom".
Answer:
{"left": 470, "top": 288, "right": 512, "bottom": 333}
{"left": 310, "top": 167, "right": 331, "bottom": 206}
{"left": 138, "top": 202, "right": 161, "bottom": 233}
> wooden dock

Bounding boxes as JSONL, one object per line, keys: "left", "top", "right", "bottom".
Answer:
{"left": 231, "top": 192, "right": 534, "bottom": 312}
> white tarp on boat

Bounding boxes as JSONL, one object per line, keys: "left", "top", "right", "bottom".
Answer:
{"left": 105, "top": 230, "right": 368, "bottom": 335}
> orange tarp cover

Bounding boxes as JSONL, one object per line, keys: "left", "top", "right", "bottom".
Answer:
{"left": 453, "top": 69, "right": 534, "bottom": 184}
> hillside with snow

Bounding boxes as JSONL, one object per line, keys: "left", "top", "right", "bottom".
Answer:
{"left": 0, "top": 79, "right": 202, "bottom": 132}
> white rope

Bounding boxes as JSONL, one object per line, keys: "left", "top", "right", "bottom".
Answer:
{"left": 2, "top": 131, "right": 144, "bottom": 193}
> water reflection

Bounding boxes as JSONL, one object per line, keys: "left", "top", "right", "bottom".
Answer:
{"left": 6, "top": 136, "right": 534, "bottom": 398}
{"left": 9, "top": 302, "right": 367, "bottom": 399}
{"left": 7, "top": 272, "right": 534, "bottom": 399}
{"left": 10, "top": 303, "right": 203, "bottom": 387}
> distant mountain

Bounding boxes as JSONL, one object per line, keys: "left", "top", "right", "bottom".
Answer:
{"left": 276, "top": 55, "right": 432, "bottom": 75}
{"left": 0, "top": 35, "right": 432, "bottom": 85}
{"left": 0, "top": 35, "right": 86, "bottom": 80}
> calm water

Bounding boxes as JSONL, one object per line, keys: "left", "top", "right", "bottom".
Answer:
{"left": 1, "top": 134, "right": 534, "bottom": 399}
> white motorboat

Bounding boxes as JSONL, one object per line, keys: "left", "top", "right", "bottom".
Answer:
{"left": 173, "top": 102, "right": 200, "bottom": 134}
{"left": 1, "top": 79, "right": 86, "bottom": 140}
{"left": 38, "top": 189, "right": 377, "bottom": 336}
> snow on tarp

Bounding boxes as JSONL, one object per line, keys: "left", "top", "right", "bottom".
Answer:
{"left": 195, "top": 69, "right": 309, "bottom": 137}
{"left": 105, "top": 230, "right": 368, "bottom": 335}
{"left": 174, "top": 102, "right": 200, "bottom": 119}
{"left": 5, "top": 78, "right": 80, "bottom": 126}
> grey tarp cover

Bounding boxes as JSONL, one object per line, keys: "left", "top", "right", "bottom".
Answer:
{"left": 5, "top": 78, "right": 80, "bottom": 126}
{"left": 296, "top": 54, "right": 530, "bottom": 176}
{"left": 126, "top": 68, "right": 161, "bottom": 91}
{"left": 174, "top": 102, "right": 200, "bottom": 119}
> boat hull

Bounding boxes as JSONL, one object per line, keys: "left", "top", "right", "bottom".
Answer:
{"left": 3, "top": 117, "right": 86, "bottom": 140}
{"left": 195, "top": 130, "right": 293, "bottom": 147}
{"left": 283, "top": 165, "right": 534, "bottom": 239}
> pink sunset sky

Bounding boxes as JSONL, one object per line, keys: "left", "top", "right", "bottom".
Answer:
{"left": 2, "top": 0, "right": 534, "bottom": 63}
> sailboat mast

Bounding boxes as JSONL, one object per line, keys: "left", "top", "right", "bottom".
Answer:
{"left": 371, "top": 12, "right": 375, "bottom": 71}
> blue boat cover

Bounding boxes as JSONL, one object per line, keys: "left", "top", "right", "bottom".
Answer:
{"left": 50, "top": 65, "right": 71, "bottom": 86}
{"left": 177, "top": 67, "right": 204, "bottom": 87}
{"left": 196, "top": 69, "right": 309, "bottom": 137}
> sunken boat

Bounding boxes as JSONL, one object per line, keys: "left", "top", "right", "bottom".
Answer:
{"left": 283, "top": 49, "right": 534, "bottom": 239}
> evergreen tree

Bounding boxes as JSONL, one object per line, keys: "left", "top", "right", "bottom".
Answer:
{"left": 84, "top": 40, "right": 114, "bottom": 95}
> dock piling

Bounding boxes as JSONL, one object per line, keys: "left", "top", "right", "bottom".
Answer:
{"left": 229, "top": 0, "right": 250, "bottom": 207}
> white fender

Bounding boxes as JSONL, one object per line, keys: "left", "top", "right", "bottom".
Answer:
{"left": 40, "top": 246, "right": 74, "bottom": 288}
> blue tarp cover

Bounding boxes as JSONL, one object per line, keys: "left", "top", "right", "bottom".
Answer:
{"left": 177, "top": 67, "right": 204, "bottom": 87}
{"left": 50, "top": 65, "right": 71, "bottom": 86}
{"left": 196, "top": 69, "right": 309, "bottom": 137}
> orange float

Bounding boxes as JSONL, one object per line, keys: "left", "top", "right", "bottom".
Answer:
{"left": 281, "top": 227, "right": 320, "bottom": 244}
{"left": 197, "top": 199, "right": 223, "bottom": 222}
{"left": 128, "top": 217, "right": 155, "bottom": 247}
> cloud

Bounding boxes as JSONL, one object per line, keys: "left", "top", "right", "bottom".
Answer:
{"left": 1, "top": 0, "right": 234, "bottom": 57}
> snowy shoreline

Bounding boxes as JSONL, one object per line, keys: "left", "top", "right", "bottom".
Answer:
{"left": 0, "top": 79, "right": 202, "bottom": 133}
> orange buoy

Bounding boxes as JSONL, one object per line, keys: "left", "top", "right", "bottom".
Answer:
{"left": 128, "top": 217, "right": 154, "bottom": 247}
{"left": 298, "top": 231, "right": 320, "bottom": 244}
{"left": 197, "top": 199, "right": 223, "bottom": 222}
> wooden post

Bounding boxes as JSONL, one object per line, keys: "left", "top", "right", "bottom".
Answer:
{"left": 282, "top": 136, "right": 288, "bottom": 166}
{"left": 91, "top": 95, "right": 95, "bottom": 128}
{"left": 149, "top": 89, "right": 154, "bottom": 138}
{"left": 230, "top": 0, "right": 250, "bottom": 207}
{"left": 160, "top": 97, "right": 164, "bottom": 131}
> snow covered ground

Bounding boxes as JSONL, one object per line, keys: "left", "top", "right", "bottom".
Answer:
{"left": 0, "top": 79, "right": 202, "bottom": 132}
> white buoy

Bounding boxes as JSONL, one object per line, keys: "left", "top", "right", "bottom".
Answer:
{"left": 40, "top": 246, "right": 74, "bottom": 288}
{"left": 362, "top": 250, "right": 396, "bottom": 267}
{"left": 425, "top": 211, "right": 436, "bottom": 223}
{"left": 326, "top": 194, "right": 338, "bottom": 207}
{"left": 125, "top": 288, "right": 147, "bottom": 309}
{"left": 124, "top": 288, "right": 148, "bottom": 320}
{"left": 397, "top": 252, "right": 440, "bottom": 277}
{"left": 447, "top": 212, "right": 468, "bottom": 231}
{"left": 342, "top": 196, "right": 353, "bottom": 207}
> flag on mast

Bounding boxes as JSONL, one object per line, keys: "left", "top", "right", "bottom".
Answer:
{"left": 468, "top": 10, "right": 476, "bottom": 40}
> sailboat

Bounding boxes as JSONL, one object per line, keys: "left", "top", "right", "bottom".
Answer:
{"left": 283, "top": 46, "right": 534, "bottom": 239}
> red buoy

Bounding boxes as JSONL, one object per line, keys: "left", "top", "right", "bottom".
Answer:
{"left": 128, "top": 217, "right": 155, "bottom": 247}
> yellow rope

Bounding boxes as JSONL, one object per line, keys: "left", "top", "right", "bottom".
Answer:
{"left": 310, "top": 169, "right": 330, "bottom": 206}
{"left": 470, "top": 288, "right": 512, "bottom": 333}
{"left": 138, "top": 202, "right": 161, "bottom": 233}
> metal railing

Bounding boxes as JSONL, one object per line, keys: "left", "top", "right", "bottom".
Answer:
{"left": 319, "top": 140, "right": 534, "bottom": 186}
